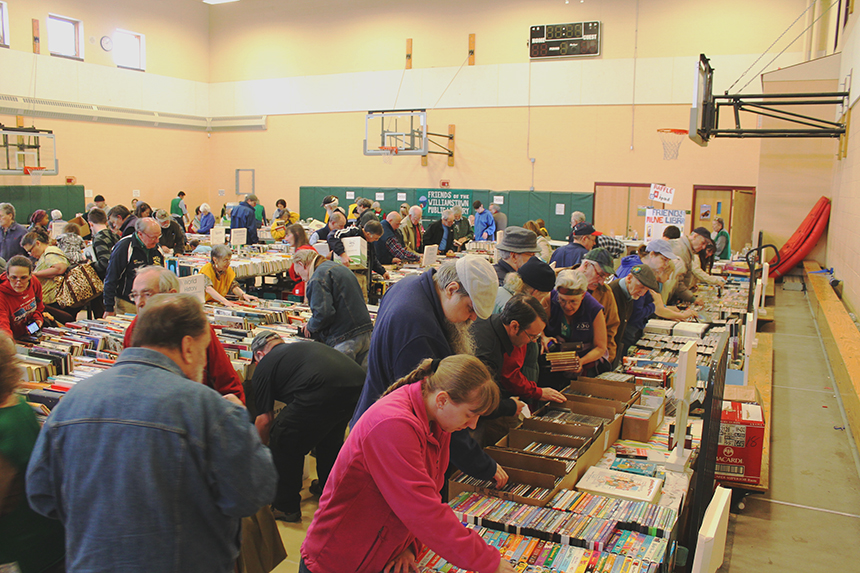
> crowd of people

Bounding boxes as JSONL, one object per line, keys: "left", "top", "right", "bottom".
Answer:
{"left": 0, "top": 190, "right": 732, "bottom": 573}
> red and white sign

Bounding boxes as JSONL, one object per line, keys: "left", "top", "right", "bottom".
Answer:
{"left": 649, "top": 183, "right": 675, "bottom": 205}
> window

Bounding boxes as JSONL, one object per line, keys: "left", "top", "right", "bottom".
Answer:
{"left": 113, "top": 29, "right": 145, "bottom": 70}
{"left": 0, "top": 2, "right": 9, "bottom": 48}
{"left": 47, "top": 13, "right": 83, "bottom": 59}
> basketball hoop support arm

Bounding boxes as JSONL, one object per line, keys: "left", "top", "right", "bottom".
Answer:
{"left": 710, "top": 91, "right": 848, "bottom": 138}
{"left": 422, "top": 125, "right": 456, "bottom": 167}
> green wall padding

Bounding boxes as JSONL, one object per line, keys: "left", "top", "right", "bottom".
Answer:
{"left": 299, "top": 186, "right": 593, "bottom": 241}
{"left": 0, "top": 185, "right": 86, "bottom": 225}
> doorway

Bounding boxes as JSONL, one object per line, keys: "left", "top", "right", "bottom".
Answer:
{"left": 692, "top": 185, "right": 756, "bottom": 252}
{"left": 594, "top": 183, "right": 667, "bottom": 239}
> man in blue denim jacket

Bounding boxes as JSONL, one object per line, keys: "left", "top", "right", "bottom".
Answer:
{"left": 26, "top": 294, "right": 277, "bottom": 573}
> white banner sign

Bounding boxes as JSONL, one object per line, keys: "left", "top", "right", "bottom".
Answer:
{"left": 649, "top": 183, "right": 676, "bottom": 205}
{"left": 644, "top": 208, "right": 686, "bottom": 242}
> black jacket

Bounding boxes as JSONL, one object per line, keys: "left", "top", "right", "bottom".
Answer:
{"left": 471, "top": 314, "right": 518, "bottom": 418}
{"left": 423, "top": 219, "right": 455, "bottom": 254}
{"left": 609, "top": 278, "right": 634, "bottom": 367}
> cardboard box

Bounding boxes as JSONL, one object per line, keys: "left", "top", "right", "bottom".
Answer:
{"left": 723, "top": 385, "right": 762, "bottom": 405}
{"left": 621, "top": 404, "right": 664, "bottom": 442}
{"left": 715, "top": 401, "right": 765, "bottom": 486}
{"left": 566, "top": 377, "right": 641, "bottom": 407}
{"left": 342, "top": 236, "right": 367, "bottom": 267}
{"left": 447, "top": 466, "right": 559, "bottom": 507}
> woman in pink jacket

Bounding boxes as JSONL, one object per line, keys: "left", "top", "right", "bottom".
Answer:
{"left": 300, "top": 355, "right": 515, "bottom": 573}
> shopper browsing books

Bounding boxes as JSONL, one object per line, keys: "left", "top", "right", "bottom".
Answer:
{"left": 26, "top": 295, "right": 277, "bottom": 573}
{"left": 250, "top": 334, "right": 365, "bottom": 523}
{"left": 351, "top": 256, "right": 508, "bottom": 489}
{"left": 300, "top": 355, "right": 515, "bottom": 573}
{"left": 546, "top": 270, "right": 609, "bottom": 376}
{"left": 0, "top": 331, "right": 66, "bottom": 573}
{"left": 122, "top": 265, "right": 246, "bottom": 403}
{"left": 200, "top": 244, "right": 259, "bottom": 306}
{"left": 0, "top": 256, "right": 44, "bottom": 340}
{"left": 20, "top": 231, "right": 73, "bottom": 324}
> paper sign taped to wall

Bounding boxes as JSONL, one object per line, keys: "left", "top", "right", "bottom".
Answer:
{"left": 218, "top": 189, "right": 225, "bottom": 197}
{"left": 555, "top": 204, "right": 565, "bottom": 215}
{"left": 346, "top": 191, "right": 355, "bottom": 200}
{"left": 493, "top": 196, "right": 504, "bottom": 205}
{"left": 397, "top": 193, "right": 407, "bottom": 201}
{"left": 231, "top": 228, "right": 247, "bottom": 246}
{"left": 375, "top": 192, "right": 385, "bottom": 201}
{"left": 210, "top": 227, "right": 226, "bottom": 245}
{"left": 649, "top": 184, "right": 675, "bottom": 204}
{"left": 85, "top": 189, "right": 94, "bottom": 198}
{"left": 178, "top": 274, "right": 206, "bottom": 303}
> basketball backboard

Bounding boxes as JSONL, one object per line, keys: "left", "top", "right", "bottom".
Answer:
{"left": 0, "top": 128, "right": 59, "bottom": 175}
{"left": 689, "top": 54, "right": 715, "bottom": 147}
{"left": 364, "top": 110, "right": 428, "bottom": 156}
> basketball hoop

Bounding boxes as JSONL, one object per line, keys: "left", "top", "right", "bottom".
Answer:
{"left": 379, "top": 146, "right": 398, "bottom": 164}
{"left": 657, "top": 128, "right": 688, "bottom": 160}
{"left": 23, "top": 166, "right": 46, "bottom": 184}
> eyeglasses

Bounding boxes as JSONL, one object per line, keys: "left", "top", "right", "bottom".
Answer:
{"left": 522, "top": 329, "right": 542, "bottom": 342}
{"left": 7, "top": 274, "right": 30, "bottom": 283}
{"left": 22, "top": 245, "right": 33, "bottom": 254}
{"left": 129, "top": 289, "right": 157, "bottom": 302}
{"left": 141, "top": 231, "right": 161, "bottom": 240}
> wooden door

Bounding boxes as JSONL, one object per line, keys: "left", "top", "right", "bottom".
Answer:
{"left": 693, "top": 187, "right": 733, "bottom": 234}
{"left": 594, "top": 183, "right": 659, "bottom": 238}
{"left": 731, "top": 190, "right": 756, "bottom": 251}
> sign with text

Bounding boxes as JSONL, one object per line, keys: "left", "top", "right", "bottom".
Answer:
{"left": 178, "top": 274, "right": 206, "bottom": 303}
{"left": 424, "top": 190, "right": 472, "bottom": 217}
{"left": 210, "top": 226, "right": 226, "bottom": 245}
{"left": 644, "top": 208, "right": 686, "bottom": 242}
{"left": 397, "top": 192, "right": 407, "bottom": 201}
{"left": 230, "top": 227, "right": 247, "bottom": 246}
{"left": 421, "top": 245, "right": 438, "bottom": 267}
{"left": 649, "top": 183, "right": 675, "bottom": 205}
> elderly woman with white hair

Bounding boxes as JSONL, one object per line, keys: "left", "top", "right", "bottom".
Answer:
{"left": 197, "top": 202, "right": 215, "bottom": 234}
{"left": 545, "top": 269, "right": 608, "bottom": 375}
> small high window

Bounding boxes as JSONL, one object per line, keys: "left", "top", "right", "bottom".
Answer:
{"left": 48, "top": 13, "right": 83, "bottom": 59}
{"left": 114, "top": 29, "right": 145, "bottom": 71}
{"left": 0, "top": 2, "right": 9, "bottom": 48}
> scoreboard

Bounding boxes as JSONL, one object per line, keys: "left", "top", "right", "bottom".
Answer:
{"left": 529, "top": 21, "right": 601, "bottom": 59}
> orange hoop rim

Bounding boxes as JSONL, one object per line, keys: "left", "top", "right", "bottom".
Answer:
{"left": 657, "top": 128, "right": 688, "bottom": 135}
{"left": 23, "top": 166, "right": 47, "bottom": 174}
{"left": 378, "top": 146, "right": 399, "bottom": 154}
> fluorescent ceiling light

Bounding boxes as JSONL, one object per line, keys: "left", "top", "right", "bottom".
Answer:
{"left": 203, "top": 0, "right": 240, "bottom": 5}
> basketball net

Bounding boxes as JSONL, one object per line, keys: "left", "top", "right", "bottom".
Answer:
{"left": 23, "top": 166, "right": 46, "bottom": 184}
{"left": 380, "top": 146, "right": 398, "bottom": 164}
{"left": 657, "top": 128, "right": 688, "bottom": 160}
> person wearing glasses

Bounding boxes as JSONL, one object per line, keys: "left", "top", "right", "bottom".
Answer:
{"left": 570, "top": 247, "right": 621, "bottom": 366}
{"left": 199, "top": 244, "right": 258, "bottom": 306}
{"left": 471, "top": 294, "right": 563, "bottom": 446}
{"left": 121, "top": 265, "right": 245, "bottom": 403}
{"left": 546, "top": 269, "right": 609, "bottom": 377}
{"left": 0, "top": 256, "right": 44, "bottom": 339}
{"left": 20, "top": 232, "right": 73, "bottom": 324}
{"left": 103, "top": 218, "right": 164, "bottom": 316}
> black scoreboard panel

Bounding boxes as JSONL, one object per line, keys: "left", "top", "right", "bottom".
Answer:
{"left": 529, "top": 21, "right": 600, "bottom": 58}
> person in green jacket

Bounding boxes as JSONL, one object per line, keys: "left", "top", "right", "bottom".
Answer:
{"left": 0, "top": 332, "right": 65, "bottom": 572}
{"left": 170, "top": 191, "right": 189, "bottom": 228}
{"left": 712, "top": 217, "right": 731, "bottom": 260}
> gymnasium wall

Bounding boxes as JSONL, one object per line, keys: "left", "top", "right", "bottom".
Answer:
{"left": 0, "top": 0, "right": 821, "bottom": 235}
{"left": 830, "top": 12, "right": 860, "bottom": 313}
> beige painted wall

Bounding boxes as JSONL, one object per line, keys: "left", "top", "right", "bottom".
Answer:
{"left": 7, "top": 0, "right": 210, "bottom": 82}
{"left": 208, "top": 0, "right": 810, "bottom": 81}
{"left": 755, "top": 71, "right": 840, "bottom": 272}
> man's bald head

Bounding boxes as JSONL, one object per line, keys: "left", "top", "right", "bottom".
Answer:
{"left": 135, "top": 217, "right": 162, "bottom": 249}
{"left": 386, "top": 211, "right": 402, "bottom": 229}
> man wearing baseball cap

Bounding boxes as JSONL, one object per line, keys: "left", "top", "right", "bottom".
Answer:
{"left": 493, "top": 226, "right": 539, "bottom": 285}
{"left": 352, "top": 255, "right": 509, "bottom": 488}
{"left": 573, "top": 247, "right": 622, "bottom": 365}
{"left": 615, "top": 239, "right": 696, "bottom": 353}
{"left": 609, "top": 263, "right": 658, "bottom": 367}
{"left": 551, "top": 222, "right": 599, "bottom": 268}
{"left": 666, "top": 227, "right": 717, "bottom": 304}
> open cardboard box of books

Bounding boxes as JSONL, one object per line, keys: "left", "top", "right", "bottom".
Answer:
{"left": 621, "top": 403, "right": 664, "bottom": 442}
{"left": 447, "top": 466, "right": 560, "bottom": 507}
{"left": 566, "top": 377, "right": 641, "bottom": 407}
{"left": 532, "top": 399, "right": 624, "bottom": 451}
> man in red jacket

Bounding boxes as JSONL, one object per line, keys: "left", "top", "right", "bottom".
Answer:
{"left": 0, "top": 255, "right": 44, "bottom": 339}
{"left": 122, "top": 265, "right": 245, "bottom": 403}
